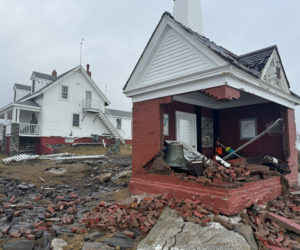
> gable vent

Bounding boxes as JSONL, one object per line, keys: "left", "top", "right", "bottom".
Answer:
{"left": 173, "top": 0, "right": 204, "bottom": 35}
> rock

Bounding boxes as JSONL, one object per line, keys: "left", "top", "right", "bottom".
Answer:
{"left": 95, "top": 173, "right": 112, "bottom": 182}
{"left": 174, "top": 223, "right": 251, "bottom": 250}
{"left": 17, "top": 184, "right": 30, "bottom": 191}
{"left": 51, "top": 238, "right": 68, "bottom": 250}
{"left": 137, "top": 208, "right": 251, "bottom": 250}
{"left": 82, "top": 242, "right": 114, "bottom": 250}
{"left": 3, "top": 240, "right": 35, "bottom": 250}
{"left": 103, "top": 233, "right": 136, "bottom": 249}
{"left": 234, "top": 224, "right": 258, "bottom": 250}
{"left": 137, "top": 207, "right": 185, "bottom": 249}
{"left": 113, "top": 170, "right": 131, "bottom": 180}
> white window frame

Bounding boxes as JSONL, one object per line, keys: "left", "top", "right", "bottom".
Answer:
{"left": 163, "top": 114, "right": 169, "bottom": 136}
{"left": 116, "top": 118, "right": 122, "bottom": 130}
{"left": 72, "top": 113, "right": 80, "bottom": 127}
{"left": 61, "top": 85, "right": 69, "bottom": 100}
{"left": 240, "top": 118, "right": 257, "bottom": 140}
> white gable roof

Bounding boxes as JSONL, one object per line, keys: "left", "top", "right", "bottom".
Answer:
{"left": 23, "top": 66, "right": 110, "bottom": 105}
{"left": 123, "top": 12, "right": 300, "bottom": 109}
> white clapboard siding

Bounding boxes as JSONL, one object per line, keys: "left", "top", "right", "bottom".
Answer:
{"left": 142, "top": 29, "right": 215, "bottom": 85}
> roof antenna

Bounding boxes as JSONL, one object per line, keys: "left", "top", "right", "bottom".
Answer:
{"left": 80, "top": 38, "right": 84, "bottom": 65}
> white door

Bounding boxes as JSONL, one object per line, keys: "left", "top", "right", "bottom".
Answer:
{"left": 176, "top": 111, "right": 197, "bottom": 149}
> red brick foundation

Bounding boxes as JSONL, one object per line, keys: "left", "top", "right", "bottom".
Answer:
{"left": 129, "top": 174, "right": 282, "bottom": 215}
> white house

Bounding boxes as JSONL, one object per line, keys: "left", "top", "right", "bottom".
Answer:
{"left": 105, "top": 108, "right": 132, "bottom": 140}
{"left": 0, "top": 65, "right": 130, "bottom": 155}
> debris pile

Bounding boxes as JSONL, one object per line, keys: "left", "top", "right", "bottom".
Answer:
{"left": 238, "top": 193, "right": 300, "bottom": 249}
{"left": 79, "top": 195, "right": 216, "bottom": 235}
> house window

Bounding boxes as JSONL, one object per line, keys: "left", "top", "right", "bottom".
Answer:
{"left": 116, "top": 119, "right": 122, "bottom": 130}
{"left": 73, "top": 114, "right": 80, "bottom": 127}
{"left": 276, "top": 67, "right": 281, "bottom": 79}
{"left": 240, "top": 118, "right": 257, "bottom": 140}
{"left": 61, "top": 86, "right": 68, "bottom": 99}
{"left": 164, "top": 114, "right": 169, "bottom": 136}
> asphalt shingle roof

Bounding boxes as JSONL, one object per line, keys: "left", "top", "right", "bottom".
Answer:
{"left": 105, "top": 108, "right": 132, "bottom": 118}
{"left": 32, "top": 72, "right": 58, "bottom": 81}
{"left": 14, "top": 83, "right": 31, "bottom": 91}
{"left": 124, "top": 12, "right": 279, "bottom": 90}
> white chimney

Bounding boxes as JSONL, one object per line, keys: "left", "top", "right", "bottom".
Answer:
{"left": 173, "top": 0, "right": 204, "bottom": 35}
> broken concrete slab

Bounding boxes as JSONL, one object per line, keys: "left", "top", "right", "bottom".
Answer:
{"left": 174, "top": 222, "right": 251, "bottom": 250}
{"left": 3, "top": 240, "right": 35, "bottom": 250}
{"left": 137, "top": 207, "right": 185, "bottom": 249}
{"left": 137, "top": 207, "right": 250, "bottom": 250}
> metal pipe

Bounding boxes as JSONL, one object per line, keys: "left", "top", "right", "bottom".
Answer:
{"left": 223, "top": 118, "right": 282, "bottom": 160}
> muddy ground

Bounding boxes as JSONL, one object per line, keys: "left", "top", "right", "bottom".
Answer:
{"left": 0, "top": 144, "right": 134, "bottom": 249}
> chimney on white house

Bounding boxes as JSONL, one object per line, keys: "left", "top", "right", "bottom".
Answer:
{"left": 173, "top": 0, "right": 204, "bottom": 35}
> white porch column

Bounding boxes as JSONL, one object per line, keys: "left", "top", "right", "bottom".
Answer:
{"left": 4, "top": 112, "right": 8, "bottom": 125}
{"left": 16, "top": 108, "right": 20, "bottom": 123}
{"left": 12, "top": 108, "right": 16, "bottom": 123}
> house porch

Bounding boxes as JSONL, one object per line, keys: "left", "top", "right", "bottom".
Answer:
{"left": 130, "top": 87, "right": 298, "bottom": 215}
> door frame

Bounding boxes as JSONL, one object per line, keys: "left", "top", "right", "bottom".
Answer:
{"left": 175, "top": 111, "right": 197, "bottom": 149}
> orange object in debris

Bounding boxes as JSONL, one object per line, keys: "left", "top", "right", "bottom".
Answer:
{"left": 215, "top": 143, "right": 223, "bottom": 155}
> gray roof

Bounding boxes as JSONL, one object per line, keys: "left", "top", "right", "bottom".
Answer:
{"left": 14, "top": 83, "right": 31, "bottom": 91}
{"left": 105, "top": 108, "right": 132, "bottom": 118}
{"left": 15, "top": 100, "right": 40, "bottom": 107}
{"left": 238, "top": 46, "right": 275, "bottom": 73}
{"left": 32, "top": 71, "right": 57, "bottom": 81}
{"left": 124, "top": 12, "right": 282, "bottom": 90}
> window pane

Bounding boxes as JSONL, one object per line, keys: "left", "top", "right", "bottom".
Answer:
{"left": 61, "top": 86, "right": 68, "bottom": 99}
{"left": 116, "top": 119, "right": 121, "bottom": 129}
{"left": 73, "top": 114, "right": 79, "bottom": 127}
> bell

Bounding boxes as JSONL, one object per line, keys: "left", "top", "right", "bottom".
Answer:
{"left": 164, "top": 142, "right": 187, "bottom": 170}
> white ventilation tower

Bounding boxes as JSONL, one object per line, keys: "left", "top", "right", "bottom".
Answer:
{"left": 173, "top": 0, "right": 204, "bottom": 35}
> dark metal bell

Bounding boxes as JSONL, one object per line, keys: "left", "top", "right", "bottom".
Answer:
{"left": 164, "top": 142, "right": 187, "bottom": 170}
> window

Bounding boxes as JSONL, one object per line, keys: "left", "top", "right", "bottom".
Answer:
{"left": 163, "top": 114, "right": 169, "bottom": 136}
{"left": 240, "top": 118, "right": 257, "bottom": 140}
{"left": 61, "top": 85, "right": 68, "bottom": 99}
{"left": 73, "top": 114, "right": 80, "bottom": 127}
{"left": 116, "top": 119, "right": 122, "bottom": 130}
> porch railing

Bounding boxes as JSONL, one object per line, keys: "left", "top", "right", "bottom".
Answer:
{"left": 19, "top": 123, "right": 41, "bottom": 136}
{"left": 82, "top": 99, "right": 102, "bottom": 111}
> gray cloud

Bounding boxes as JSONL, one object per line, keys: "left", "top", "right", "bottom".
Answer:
{"left": 1, "top": 0, "right": 300, "bottom": 130}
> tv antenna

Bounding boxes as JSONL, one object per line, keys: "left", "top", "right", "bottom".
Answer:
{"left": 80, "top": 38, "right": 84, "bottom": 65}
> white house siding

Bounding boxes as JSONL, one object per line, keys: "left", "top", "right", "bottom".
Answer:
{"left": 107, "top": 116, "right": 132, "bottom": 140}
{"left": 15, "top": 89, "right": 30, "bottom": 101}
{"left": 40, "top": 71, "right": 109, "bottom": 138}
{"left": 141, "top": 28, "right": 216, "bottom": 85}
{"left": 33, "top": 77, "right": 52, "bottom": 93}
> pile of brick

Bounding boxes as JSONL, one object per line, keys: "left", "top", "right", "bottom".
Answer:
{"left": 175, "top": 158, "right": 282, "bottom": 188}
{"left": 241, "top": 193, "right": 300, "bottom": 249}
{"left": 78, "top": 194, "right": 216, "bottom": 235}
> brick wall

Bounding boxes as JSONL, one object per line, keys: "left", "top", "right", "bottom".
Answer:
{"left": 132, "top": 97, "right": 172, "bottom": 176}
{"left": 285, "top": 109, "right": 298, "bottom": 186}
{"left": 219, "top": 103, "right": 284, "bottom": 158}
{"left": 202, "top": 86, "right": 240, "bottom": 100}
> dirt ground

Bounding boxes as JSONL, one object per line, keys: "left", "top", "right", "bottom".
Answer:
{"left": 0, "top": 144, "right": 132, "bottom": 188}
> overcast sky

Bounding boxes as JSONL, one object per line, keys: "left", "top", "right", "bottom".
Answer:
{"left": 1, "top": 0, "right": 300, "bottom": 129}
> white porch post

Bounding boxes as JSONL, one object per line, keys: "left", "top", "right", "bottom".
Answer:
{"left": 4, "top": 112, "right": 8, "bottom": 125}
{"left": 12, "top": 108, "right": 16, "bottom": 123}
{"left": 16, "top": 108, "right": 20, "bottom": 123}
